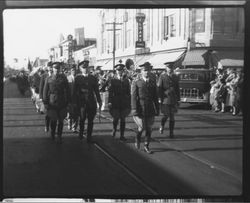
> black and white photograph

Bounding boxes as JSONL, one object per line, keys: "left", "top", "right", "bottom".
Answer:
{"left": 2, "top": 3, "right": 246, "bottom": 202}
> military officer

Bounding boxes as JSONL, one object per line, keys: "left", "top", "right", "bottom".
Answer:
{"left": 43, "top": 62, "right": 70, "bottom": 143}
{"left": 157, "top": 62, "right": 180, "bottom": 138}
{"left": 131, "top": 62, "right": 159, "bottom": 154}
{"left": 72, "top": 60, "right": 102, "bottom": 143}
{"left": 108, "top": 63, "right": 131, "bottom": 141}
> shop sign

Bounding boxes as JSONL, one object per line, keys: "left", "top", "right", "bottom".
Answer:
{"left": 135, "top": 13, "right": 146, "bottom": 48}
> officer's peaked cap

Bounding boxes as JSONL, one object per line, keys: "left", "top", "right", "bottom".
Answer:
{"left": 51, "top": 62, "right": 61, "bottom": 69}
{"left": 139, "top": 61, "right": 153, "bottom": 70}
{"left": 115, "top": 64, "right": 125, "bottom": 71}
{"left": 164, "top": 62, "right": 174, "bottom": 68}
{"left": 78, "top": 60, "right": 90, "bottom": 67}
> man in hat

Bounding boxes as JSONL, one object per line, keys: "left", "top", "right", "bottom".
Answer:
{"left": 131, "top": 62, "right": 159, "bottom": 154}
{"left": 43, "top": 62, "right": 70, "bottom": 143}
{"left": 157, "top": 62, "right": 180, "bottom": 138}
{"left": 39, "top": 61, "right": 53, "bottom": 132}
{"left": 72, "top": 60, "right": 102, "bottom": 143}
{"left": 108, "top": 63, "right": 131, "bottom": 141}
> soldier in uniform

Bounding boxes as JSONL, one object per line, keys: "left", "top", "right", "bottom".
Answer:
{"left": 157, "top": 62, "right": 180, "bottom": 138}
{"left": 108, "top": 63, "right": 131, "bottom": 141}
{"left": 39, "top": 61, "right": 53, "bottom": 132}
{"left": 72, "top": 60, "right": 102, "bottom": 143}
{"left": 43, "top": 62, "right": 70, "bottom": 143}
{"left": 131, "top": 62, "right": 159, "bottom": 154}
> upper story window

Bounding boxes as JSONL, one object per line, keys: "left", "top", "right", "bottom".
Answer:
{"left": 195, "top": 9, "right": 205, "bottom": 33}
{"left": 212, "top": 8, "right": 242, "bottom": 35}
{"left": 164, "top": 14, "right": 176, "bottom": 39}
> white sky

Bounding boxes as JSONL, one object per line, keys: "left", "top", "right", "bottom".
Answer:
{"left": 3, "top": 9, "right": 101, "bottom": 65}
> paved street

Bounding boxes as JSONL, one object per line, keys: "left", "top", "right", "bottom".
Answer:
{"left": 3, "top": 79, "right": 243, "bottom": 198}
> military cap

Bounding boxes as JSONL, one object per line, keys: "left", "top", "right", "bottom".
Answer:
{"left": 139, "top": 61, "right": 153, "bottom": 70}
{"left": 115, "top": 63, "right": 125, "bottom": 71}
{"left": 78, "top": 60, "right": 90, "bottom": 68}
{"left": 164, "top": 62, "right": 174, "bottom": 68}
{"left": 51, "top": 62, "right": 61, "bottom": 69}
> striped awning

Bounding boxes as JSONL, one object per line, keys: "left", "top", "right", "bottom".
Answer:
{"left": 214, "top": 50, "right": 244, "bottom": 67}
{"left": 182, "top": 49, "right": 208, "bottom": 66}
{"left": 149, "top": 51, "right": 185, "bottom": 69}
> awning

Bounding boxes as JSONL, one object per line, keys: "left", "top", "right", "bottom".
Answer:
{"left": 182, "top": 49, "right": 208, "bottom": 66}
{"left": 149, "top": 51, "right": 185, "bottom": 69}
{"left": 135, "top": 54, "right": 152, "bottom": 68}
{"left": 213, "top": 50, "right": 244, "bottom": 67}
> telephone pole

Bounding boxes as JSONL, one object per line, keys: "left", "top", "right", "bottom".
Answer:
{"left": 106, "top": 10, "right": 122, "bottom": 70}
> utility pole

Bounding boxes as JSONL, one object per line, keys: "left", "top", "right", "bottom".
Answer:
{"left": 106, "top": 10, "right": 122, "bottom": 70}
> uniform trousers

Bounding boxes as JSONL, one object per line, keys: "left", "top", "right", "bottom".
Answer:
{"left": 133, "top": 115, "right": 155, "bottom": 146}
{"left": 79, "top": 106, "right": 97, "bottom": 141}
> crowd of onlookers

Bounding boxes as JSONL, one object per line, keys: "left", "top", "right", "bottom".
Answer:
{"left": 209, "top": 67, "right": 243, "bottom": 116}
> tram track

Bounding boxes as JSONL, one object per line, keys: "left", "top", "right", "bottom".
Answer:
{"left": 81, "top": 126, "right": 159, "bottom": 195}
{"left": 97, "top": 112, "right": 242, "bottom": 184}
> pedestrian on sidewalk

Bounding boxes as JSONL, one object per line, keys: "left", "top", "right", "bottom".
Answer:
{"left": 67, "top": 65, "right": 79, "bottom": 133}
{"left": 157, "top": 62, "right": 180, "bottom": 138}
{"left": 131, "top": 62, "right": 159, "bottom": 154}
{"left": 43, "top": 62, "right": 70, "bottom": 143}
{"left": 72, "top": 60, "right": 102, "bottom": 143}
{"left": 108, "top": 63, "right": 131, "bottom": 141}
{"left": 39, "top": 61, "right": 53, "bottom": 132}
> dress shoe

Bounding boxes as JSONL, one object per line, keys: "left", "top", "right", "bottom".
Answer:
{"left": 144, "top": 146, "right": 152, "bottom": 154}
{"left": 119, "top": 136, "right": 127, "bottom": 142}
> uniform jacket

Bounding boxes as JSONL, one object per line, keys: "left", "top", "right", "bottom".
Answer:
{"left": 157, "top": 72, "right": 180, "bottom": 105}
{"left": 43, "top": 73, "right": 70, "bottom": 109}
{"left": 108, "top": 75, "right": 131, "bottom": 110}
{"left": 72, "top": 74, "right": 102, "bottom": 109}
{"left": 131, "top": 75, "right": 159, "bottom": 117}
{"left": 39, "top": 72, "right": 49, "bottom": 100}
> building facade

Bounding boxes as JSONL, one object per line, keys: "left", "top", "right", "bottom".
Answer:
{"left": 96, "top": 8, "right": 244, "bottom": 70}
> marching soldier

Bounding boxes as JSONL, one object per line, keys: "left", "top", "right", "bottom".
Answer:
{"left": 131, "top": 62, "right": 159, "bottom": 154}
{"left": 43, "top": 62, "right": 70, "bottom": 143}
{"left": 157, "top": 62, "right": 180, "bottom": 138}
{"left": 108, "top": 63, "right": 131, "bottom": 141}
{"left": 39, "top": 61, "right": 53, "bottom": 132}
{"left": 72, "top": 60, "right": 102, "bottom": 143}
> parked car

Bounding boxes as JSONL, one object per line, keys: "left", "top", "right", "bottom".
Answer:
{"left": 175, "top": 68, "right": 215, "bottom": 105}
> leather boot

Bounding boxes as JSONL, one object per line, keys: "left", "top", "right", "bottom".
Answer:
{"left": 159, "top": 116, "right": 168, "bottom": 134}
{"left": 144, "top": 131, "right": 152, "bottom": 154}
{"left": 50, "top": 120, "right": 57, "bottom": 140}
{"left": 112, "top": 119, "right": 118, "bottom": 137}
{"left": 57, "top": 121, "right": 64, "bottom": 143}
{"left": 169, "top": 120, "right": 175, "bottom": 138}
{"left": 135, "top": 131, "right": 142, "bottom": 149}
{"left": 119, "top": 121, "right": 127, "bottom": 141}
{"left": 79, "top": 120, "right": 84, "bottom": 140}
{"left": 87, "top": 122, "right": 93, "bottom": 143}
{"left": 45, "top": 115, "right": 50, "bottom": 132}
